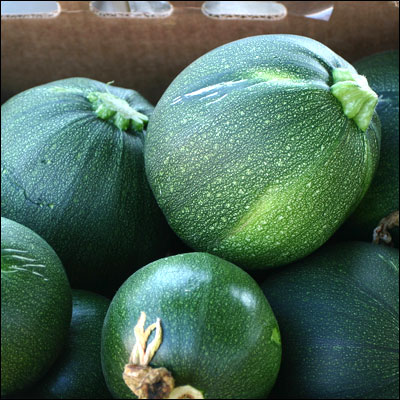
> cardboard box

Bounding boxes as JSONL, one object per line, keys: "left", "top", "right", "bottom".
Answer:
{"left": 1, "top": 1, "right": 399, "bottom": 105}
{"left": 1, "top": 3, "right": 399, "bottom": 398}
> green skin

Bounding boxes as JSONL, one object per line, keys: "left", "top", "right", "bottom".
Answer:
{"left": 29, "top": 290, "right": 111, "bottom": 399}
{"left": 341, "top": 51, "right": 399, "bottom": 245}
{"left": 262, "top": 242, "right": 399, "bottom": 399}
{"left": 1, "top": 78, "right": 170, "bottom": 295}
{"left": 1, "top": 217, "right": 72, "bottom": 396}
{"left": 101, "top": 252, "right": 281, "bottom": 399}
{"left": 145, "top": 34, "right": 380, "bottom": 270}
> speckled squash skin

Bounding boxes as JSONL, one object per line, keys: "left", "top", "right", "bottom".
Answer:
{"left": 341, "top": 51, "right": 399, "bottom": 245}
{"left": 262, "top": 242, "right": 399, "bottom": 399}
{"left": 101, "top": 252, "right": 281, "bottom": 399}
{"left": 1, "top": 78, "right": 170, "bottom": 295}
{"left": 30, "top": 290, "right": 111, "bottom": 399}
{"left": 145, "top": 34, "right": 380, "bottom": 270}
{"left": 1, "top": 217, "right": 72, "bottom": 396}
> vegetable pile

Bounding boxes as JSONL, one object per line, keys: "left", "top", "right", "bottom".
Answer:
{"left": 1, "top": 34, "right": 399, "bottom": 399}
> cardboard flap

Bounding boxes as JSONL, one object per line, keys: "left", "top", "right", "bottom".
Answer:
{"left": 1, "top": 1, "right": 399, "bottom": 105}
{"left": 58, "top": 2, "right": 91, "bottom": 12}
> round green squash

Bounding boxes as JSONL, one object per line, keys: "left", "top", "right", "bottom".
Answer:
{"left": 144, "top": 34, "right": 380, "bottom": 270}
{"left": 30, "top": 290, "right": 111, "bottom": 399}
{"left": 1, "top": 217, "right": 72, "bottom": 396}
{"left": 1, "top": 78, "right": 170, "bottom": 295}
{"left": 341, "top": 51, "right": 399, "bottom": 245}
{"left": 261, "top": 241, "right": 399, "bottom": 399}
{"left": 101, "top": 252, "right": 281, "bottom": 399}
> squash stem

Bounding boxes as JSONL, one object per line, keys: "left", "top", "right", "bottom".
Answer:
{"left": 372, "top": 210, "right": 399, "bottom": 245}
{"left": 123, "top": 312, "right": 203, "bottom": 399}
{"left": 330, "top": 68, "right": 378, "bottom": 132}
{"left": 168, "top": 385, "right": 204, "bottom": 399}
{"left": 123, "top": 312, "right": 174, "bottom": 398}
{"left": 87, "top": 91, "right": 148, "bottom": 132}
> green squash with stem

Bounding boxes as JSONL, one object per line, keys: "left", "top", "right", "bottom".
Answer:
{"left": 1, "top": 78, "right": 170, "bottom": 295}
{"left": 101, "top": 252, "right": 281, "bottom": 399}
{"left": 145, "top": 34, "right": 380, "bottom": 271}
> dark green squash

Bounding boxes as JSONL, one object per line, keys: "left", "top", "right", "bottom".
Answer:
{"left": 261, "top": 242, "right": 399, "bottom": 399}
{"left": 30, "top": 290, "right": 111, "bottom": 399}
{"left": 1, "top": 78, "right": 170, "bottom": 295}
{"left": 341, "top": 51, "right": 399, "bottom": 246}
{"left": 101, "top": 252, "right": 281, "bottom": 399}
{"left": 1, "top": 217, "right": 72, "bottom": 396}
{"left": 145, "top": 34, "right": 380, "bottom": 271}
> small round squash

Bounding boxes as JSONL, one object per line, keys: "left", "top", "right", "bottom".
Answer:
{"left": 31, "top": 290, "right": 111, "bottom": 399}
{"left": 1, "top": 78, "right": 170, "bottom": 294}
{"left": 262, "top": 241, "right": 399, "bottom": 399}
{"left": 1, "top": 217, "right": 72, "bottom": 396}
{"left": 101, "top": 252, "right": 281, "bottom": 399}
{"left": 145, "top": 34, "right": 380, "bottom": 270}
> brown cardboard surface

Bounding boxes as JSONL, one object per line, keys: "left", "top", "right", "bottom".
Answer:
{"left": 1, "top": 1, "right": 399, "bottom": 105}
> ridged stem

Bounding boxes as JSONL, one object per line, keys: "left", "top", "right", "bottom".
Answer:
{"left": 123, "top": 312, "right": 204, "bottom": 399}
{"left": 87, "top": 91, "right": 148, "bottom": 131}
{"left": 373, "top": 210, "right": 399, "bottom": 245}
{"left": 330, "top": 68, "right": 378, "bottom": 132}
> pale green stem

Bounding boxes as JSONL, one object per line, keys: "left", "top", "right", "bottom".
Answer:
{"left": 87, "top": 91, "right": 149, "bottom": 132}
{"left": 330, "top": 67, "right": 378, "bottom": 132}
